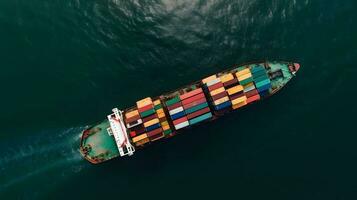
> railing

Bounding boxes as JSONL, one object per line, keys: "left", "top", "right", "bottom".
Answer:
{"left": 107, "top": 108, "right": 135, "bottom": 157}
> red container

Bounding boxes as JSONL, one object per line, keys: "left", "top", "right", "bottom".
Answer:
{"left": 208, "top": 82, "right": 224, "bottom": 92}
{"left": 229, "top": 92, "right": 245, "bottom": 101}
{"left": 223, "top": 78, "right": 238, "bottom": 88}
{"left": 130, "top": 131, "right": 136, "bottom": 137}
{"left": 146, "top": 128, "right": 163, "bottom": 137}
{"left": 142, "top": 114, "right": 158, "bottom": 123}
{"left": 186, "top": 107, "right": 211, "bottom": 120}
{"left": 167, "top": 102, "right": 182, "bottom": 111}
{"left": 125, "top": 115, "right": 141, "bottom": 124}
{"left": 159, "top": 117, "right": 167, "bottom": 123}
{"left": 131, "top": 126, "right": 146, "bottom": 135}
{"left": 149, "top": 133, "right": 164, "bottom": 141}
{"left": 180, "top": 88, "right": 203, "bottom": 100}
{"left": 247, "top": 94, "right": 260, "bottom": 104}
{"left": 245, "top": 89, "right": 258, "bottom": 98}
{"left": 183, "top": 97, "right": 206, "bottom": 110}
{"left": 211, "top": 91, "right": 228, "bottom": 101}
{"left": 138, "top": 104, "right": 154, "bottom": 113}
{"left": 182, "top": 93, "right": 205, "bottom": 105}
{"left": 173, "top": 116, "right": 188, "bottom": 125}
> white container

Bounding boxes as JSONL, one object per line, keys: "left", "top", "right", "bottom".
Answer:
{"left": 174, "top": 121, "right": 189, "bottom": 130}
{"left": 169, "top": 106, "right": 184, "bottom": 115}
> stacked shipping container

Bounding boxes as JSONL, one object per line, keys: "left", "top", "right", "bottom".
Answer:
{"left": 125, "top": 97, "right": 172, "bottom": 147}
{"left": 202, "top": 75, "right": 232, "bottom": 111}
{"left": 165, "top": 87, "right": 213, "bottom": 130}
{"left": 153, "top": 99, "right": 173, "bottom": 136}
{"left": 125, "top": 64, "right": 272, "bottom": 146}
{"left": 251, "top": 65, "right": 272, "bottom": 97}
{"left": 203, "top": 65, "right": 271, "bottom": 111}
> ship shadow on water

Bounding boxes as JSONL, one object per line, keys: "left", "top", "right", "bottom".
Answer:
{"left": 0, "top": 126, "right": 91, "bottom": 198}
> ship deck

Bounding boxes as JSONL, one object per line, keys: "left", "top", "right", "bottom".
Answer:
{"left": 80, "top": 121, "right": 119, "bottom": 163}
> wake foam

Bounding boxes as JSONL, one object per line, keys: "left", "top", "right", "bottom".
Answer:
{"left": 0, "top": 126, "right": 89, "bottom": 193}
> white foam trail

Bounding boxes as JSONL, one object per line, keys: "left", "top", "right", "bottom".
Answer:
{"left": 0, "top": 126, "right": 90, "bottom": 193}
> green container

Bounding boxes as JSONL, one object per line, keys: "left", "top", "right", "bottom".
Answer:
{"left": 254, "top": 74, "right": 269, "bottom": 83}
{"left": 164, "top": 129, "right": 172, "bottom": 135}
{"left": 252, "top": 69, "right": 267, "bottom": 77}
{"left": 251, "top": 66, "right": 264, "bottom": 73}
{"left": 165, "top": 96, "right": 180, "bottom": 107}
{"left": 140, "top": 109, "right": 156, "bottom": 118}
{"left": 256, "top": 79, "right": 271, "bottom": 88}
{"left": 189, "top": 112, "right": 212, "bottom": 125}
{"left": 154, "top": 104, "right": 162, "bottom": 110}
{"left": 185, "top": 102, "right": 209, "bottom": 114}
{"left": 239, "top": 77, "right": 254, "bottom": 86}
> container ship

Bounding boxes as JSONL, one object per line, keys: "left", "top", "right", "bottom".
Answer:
{"left": 80, "top": 61, "right": 300, "bottom": 164}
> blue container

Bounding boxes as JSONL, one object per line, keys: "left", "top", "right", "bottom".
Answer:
{"left": 257, "top": 83, "right": 271, "bottom": 93}
{"left": 171, "top": 111, "right": 186, "bottom": 120}
{"left": 214, "top": 101, "right": 232, "bottom": 110}
{"left": 251, "top": 66, "right": 265, "bottom": 73}
{"left": 259, "top": 90, "right": 270, "bottom": 97}
{"left": 252, "top": 69, "right": 267, "bottom": 78}
{"left": 146, "top": 123, "right": 161, "bottom": 132}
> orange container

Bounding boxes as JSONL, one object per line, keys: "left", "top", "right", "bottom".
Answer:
{"left": 219, "top": 73, "right": 234, "bottom": 83}
{"left": 136, "top": 97, "right": 153, "bottom": 108}
{"left": 202, "top": 75, "right": 217, "bottom": 84}
{"left": 232, "top": 101, "right": 247, "bottom": 110}
{"left": 227, "top": 85, "right": 243, "bottom": 96}
{"left": 132, "top": 134, "right": 148, "bottom": 143}
{"left": 235, "top": 68, "right": 250, "bottom": 77}
{"left": 125, "top": 110, "right": 139, "bottom": 119}
{"left": 210, "top": 87, "right": 225, "bottom": 96}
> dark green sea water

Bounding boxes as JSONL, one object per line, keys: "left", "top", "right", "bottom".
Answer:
{"left": 1, "top": 0, "right": 357, "bottom": 199}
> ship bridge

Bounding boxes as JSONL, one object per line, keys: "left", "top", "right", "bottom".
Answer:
{"left": 107, "top": 108, "right": 135, "bottom": 157}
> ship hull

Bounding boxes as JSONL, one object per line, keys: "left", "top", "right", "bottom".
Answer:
{"left": 80, "top": 61, "right": 300, "bottom": 164}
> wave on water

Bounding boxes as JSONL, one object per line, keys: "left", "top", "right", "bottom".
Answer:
{"left": 0, "top": 126, "right": 90, "bottom": 194}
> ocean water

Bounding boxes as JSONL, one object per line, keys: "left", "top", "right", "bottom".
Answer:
{"left": 1, "top": 0, "right": 357, "bottom": 199}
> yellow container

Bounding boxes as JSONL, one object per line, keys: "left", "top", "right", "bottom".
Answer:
{"left": 161, "top": 121, "right": 168, "bottom": 126}
{"left": 153, "top": 99, "right": 161, "bottom": 106}
{"left": 219, "top": 73, "right": 234, "bottom": 83}
{"left": 144, "top": 118, "right": 160, "bottom": 127}
{"left": 232, "top": 101, "right": 247, "bottom": 110}
{"left": 156, "top": 108, "right": 164, "bottom": 114}
{"left": 231, "top": 96, "right": 247, "bottom": 105}
{"left": 135, "top": 137, "right": 150, "bottom": 146}
{"left": 235, "top": 68, "right": 250, "bottom": 77}
{"left": 227, "top": 85, "right": 244, "bottom": 95}
{"left": 210, "top": 87, "right": 225, "bottom": 96}
{"left": 244, "top": 82, "right": 254, "bottom": 89}
{"left": 132, "top": 134, "right": 148, "bottom": 143}
{"left": 125, "top": 110, "right": 139, "bottom": 119}
{"left": 237, "top": 72, "right": 252, "bottom": 81}
{"left": 202, "top": 75, "right": 218, "bottom": 84}
{"left": 136, "top": 97, "right": 153, "bottom": 108}
{"left": 214, "top": 96, "right": 229, "bottom": 105}
{"left": 157, "top": 112, "right": 165, "bottom": 119}
{"left": 162, "top": 124, "right": 170, "bottom": 131}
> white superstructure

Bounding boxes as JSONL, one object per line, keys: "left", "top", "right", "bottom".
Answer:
{"left": 107, "top": 108, "right": 135, "bottom": 157}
